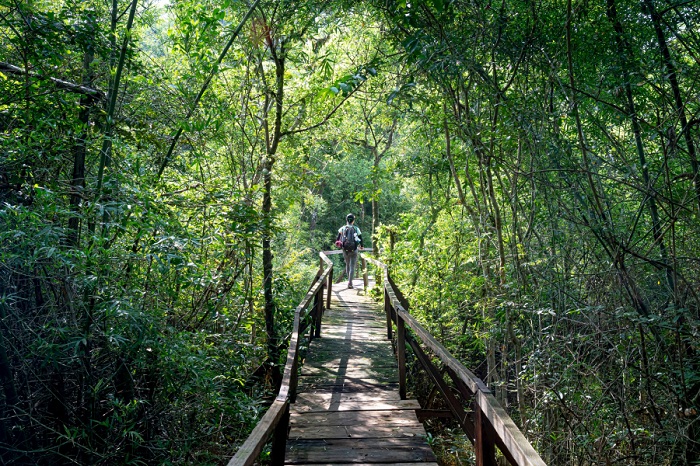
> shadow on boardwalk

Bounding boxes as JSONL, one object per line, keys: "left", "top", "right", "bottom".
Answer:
{"left": 285, "top": 279, "right": 437, "bottom": 465}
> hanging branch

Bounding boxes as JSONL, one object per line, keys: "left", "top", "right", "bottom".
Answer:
{"left": 0, "top": 61, "right": 105, "bottom": 99}
{"left": 156, "top": 0, "right": 262, "bottom": 179}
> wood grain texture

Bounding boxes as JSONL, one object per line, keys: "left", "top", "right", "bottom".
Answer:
{"left": 289, "top": 424, "right": 429, "bottom": 440}
{"left": 286, "top": 438, "right": 436, "bottom": 464}
{"left": 285, "top": 280, "right": 436, "bottom": 465}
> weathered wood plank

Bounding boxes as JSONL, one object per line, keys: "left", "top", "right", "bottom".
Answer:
{"left": 290, "top": 409, "right": 421, "bottom": 427}
{"left": 288, "top": 424, "right": 428, "bottom": 440}
{"left": 304, "top": 350, "right": 395, "bottom": 363}
{"left": 299, "top": 365, "right": 398, "bottom": 378}
{"left": 292, "top": 399, "right": 420, "bottom": 413}
{"left": 306, "top": 340, "right": 392, "bottom": 349}
{"left": 302, "top": 358, "right": 397, "bottom": 370}
{"left": 297, "top": 379, "right": 400, "bottom": 391}
{"left": 296, "top": 385, "right": 402, "bottom": 395}
{"left": 281, "top": 275, "right": 437, "bottom": 466}
{"left": 292, "top": 392, "right": 401, "bottom": 407}
{"left": 291, "top": 463, "right": 439, "bottom": 466}
{"left": 285, "top": 438, "right": 437, "bottom": 464}
{"left": 322, "top": 319, "right": 385, "bottom": 327}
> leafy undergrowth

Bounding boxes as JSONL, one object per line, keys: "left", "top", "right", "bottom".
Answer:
{"left": 423, "top": 423, "right": 476, "bottom": 466}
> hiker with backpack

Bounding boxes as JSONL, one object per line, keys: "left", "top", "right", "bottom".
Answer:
{"left": 335, "top": 213, "right": 363, "bottom": 289}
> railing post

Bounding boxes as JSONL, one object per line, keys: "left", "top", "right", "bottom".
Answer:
{"left": 397, "top": 313, "right": 406, "bottom": 400}
{"left": 384, "top": 288, "right": 393, "bottom": 340}
{"left": 290, "top": 342, "right": 300, "bottom": 403}
{"left": 474, "top": 403, "right": 497, "bottom": 466}
{"left": 362, "top": 256, "right": 368, "bottom": 290}
{"left": 309, "top": 294, "right": 318, "bottom": 343}
{"left": 270, "top": 402, "right": 290, "bottom": 465}
{"left": 314, "top": 286, "right": 323, "bottom": 338}
{"left": 326, "top": 265, "right": 333, "bottom": 309}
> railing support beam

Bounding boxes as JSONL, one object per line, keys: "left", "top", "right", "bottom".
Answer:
{"left": 384, "top": 288, "right": 392, "bottom": 340}
{"left": 327, "top": 266, "right": 333, "bottom": 309}
{"left": 475, "top": 403, "right": 497, "bottom": 466}
{"left": 408, "top": 336, "right": 474, "bottom": 441}
{"left": 314, "top": 286, "right": 323, "bottom": 339}
{"left": 270, "top": 403, "right": 290, "bottom": 466}
{"left": 397, "top": 314, "right": 407, "bottom": 400}
{"left": 362, "top": 256, "right": 368, "bottom": 290}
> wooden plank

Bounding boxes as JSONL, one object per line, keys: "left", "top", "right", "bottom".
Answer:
{"left": 300, "top": 365, "right": 397, "bottom": 378}
{"left": 320, "top": 322, "right": 385, "bottom": 330}
{"left": 285, "top": 438, "right": 436, "bottom": 464}
{"left": 292, "top": 399, "right": 420, "bottom": 413}
{"left": 303, "top": 358, "right": 397, "bottom": 370}
{"left": 323, "top": 316, "right": 384, "bottom": 324}
{"left": 307, "top": 339, "right": 392, "bottom": 349}
{"left": 277, "top": 260, "right": 440, "bottom": 466}
{"left": 291, "top": 463, "right": 438, "bottom": 466}
{"left": 305, "top": 350, "right": 395, "bottom": 363}
{"left": 306, "top": 340, "right": 394, "bottom": 351}
{"left": 290, "top": 409, "right": 421, "bottom": 427}
{"left": 297, "top": 378, "right": 399, "bottom": 390}
{"left": 316, "top": 326, "right": 385, "bottom": 334}
{"left": 315, "top": 332, "right": 386, "bottom": 341}
{"left": 322, "top": 316, "right": 384, "bottom": 324}
{"left": 289, "top": 424, "right": 429, "bottom": 440}
{"left": 292, "top": 391, "right": 402, "bottom": 411}
{"left": 326, "top": 306, "right": 379, "bottom": 311}
{"left": 293, "top": 391, "right": 401, "bottom": 406}
{"left": 296, "top": 385, "right": 400, "bottom": 395}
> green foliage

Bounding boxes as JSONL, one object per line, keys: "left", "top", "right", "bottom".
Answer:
{"left": 2, "top": 0, "right": 700, "bottom": 463}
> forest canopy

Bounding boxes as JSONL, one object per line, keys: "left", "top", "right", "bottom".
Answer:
{"left": 1, "top": 0, "right": 699, "bottom": 464}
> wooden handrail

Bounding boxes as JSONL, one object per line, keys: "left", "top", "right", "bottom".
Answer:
{"left": 227, "top": 252, "right": 333, "bottom": 466}
{"left": 362, "top": 253, "right": 546, "bottom": 466}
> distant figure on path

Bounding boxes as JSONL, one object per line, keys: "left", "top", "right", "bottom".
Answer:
{"left": 336, "top": 213, "right": 363, "bottom": 289}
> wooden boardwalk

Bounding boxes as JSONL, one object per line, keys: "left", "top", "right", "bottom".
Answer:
{"left": 285, "top": 278, "right": 437, "bottom": 465}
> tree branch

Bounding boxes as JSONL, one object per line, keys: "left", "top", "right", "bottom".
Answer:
{"left": 157, "top": 0, "right": 262, "bottom": 179}
{"left": 0, "top": 61, "right": 105, "bottom": 100}
{"left": 281, "top": 80, "right": 365, "bottom": 137}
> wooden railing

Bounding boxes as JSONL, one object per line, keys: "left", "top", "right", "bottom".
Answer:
{"left": 226, "top": 251, "right": 334, "bottom": 466}
{"left": 227, "top": 249, "right": 545, "bottom": 466}
{"left": 362, "top": 253, "right": 547, "bottom": 466}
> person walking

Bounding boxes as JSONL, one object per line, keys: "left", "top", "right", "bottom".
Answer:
{"left": 336, "top": 214, "right": 363, "bottom": 289}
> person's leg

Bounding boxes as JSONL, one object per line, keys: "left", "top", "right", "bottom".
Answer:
{"left": 347, "top": 250, "right": 357, "bottom": 288}
{"left": 343, "top": 250, "right": 350, "bottom": 281}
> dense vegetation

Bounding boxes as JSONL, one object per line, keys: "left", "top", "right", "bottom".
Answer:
{"left": 1, "top": 0, "right": 698, "bottom": 464}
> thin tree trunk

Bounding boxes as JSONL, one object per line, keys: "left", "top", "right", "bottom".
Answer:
{"left": 606, "top": 0, "right": 675, "bottom": 295}
{"left": 92, "top": 0, "right": 139, "bottom": 235}
{"left": 68, "top": 40, "right": 96, "bottom": 246}
{"left": 262, "top": 39, "right": 285, "bottom": 388}
{"left": 642, "top": 0, "right": 700, "bottom": 214}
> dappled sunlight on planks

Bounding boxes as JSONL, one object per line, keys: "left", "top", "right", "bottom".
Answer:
{"left": 285, "top": 280, "right": 437, "bottom": 465}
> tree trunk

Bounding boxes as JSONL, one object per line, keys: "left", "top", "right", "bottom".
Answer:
{"left": 68, "top": 41, "right": 95, "bottom": 247}
{"left": 606, "top": 0, "right": 675, "bottom": 295}
{"left": 262, "top": 39, "right": 285, "bottom": 387}
{"left": 642, "top": 0, "right": 700, "bottom": 214}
